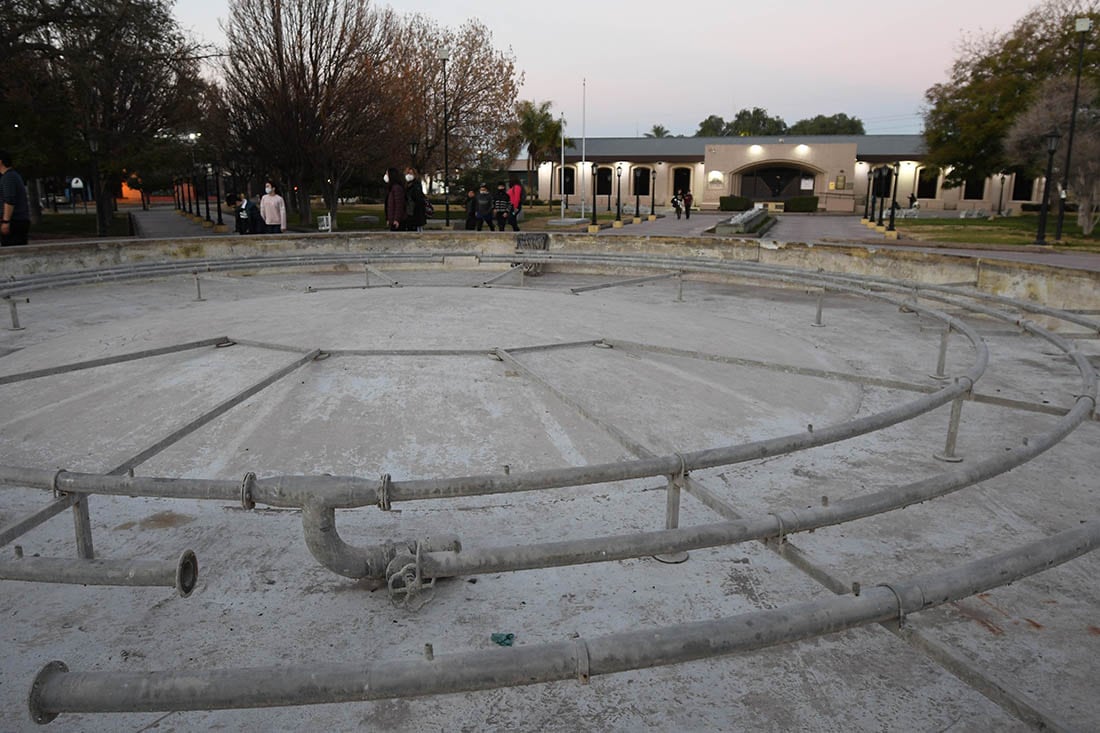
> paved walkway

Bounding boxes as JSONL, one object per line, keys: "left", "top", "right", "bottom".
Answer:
{"left": 130, "top": 205, "right": 233, "bottom": 239}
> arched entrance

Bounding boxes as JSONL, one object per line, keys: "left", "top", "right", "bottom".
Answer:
{"left": 672, "top": 167, "right": 693, "bottom": 196}
{"left": 739, "top": 165, "right": 817, "bottom": 201}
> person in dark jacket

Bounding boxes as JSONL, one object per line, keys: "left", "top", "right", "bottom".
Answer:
{"left": 0, "top": 150, "right": 31, "bottom": 246}
{"left": 384, "top": 167, "right": 406, "bottom": 232}
{"left": 492, "top": 182, "right": 511, "bottom": 233}
{"left": 403, "top": 167, "right": 427, "bottom": 232}
{"left": 227, "top": 193, "right": 262, "bottom": 234}
{"left": 464, "top": 188, "right": 478, "bottom": 230}
{"left": 474, "top": 184, "right": 494, "bottom": 231}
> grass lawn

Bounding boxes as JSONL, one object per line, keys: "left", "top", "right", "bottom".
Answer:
{"left": 898, "top": 214, "right": 1100, "bottom": 251}
{"left": 29, "top": 212, "right": 131, "bottom": 241}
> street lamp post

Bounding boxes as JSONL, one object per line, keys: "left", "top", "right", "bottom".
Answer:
{"left": 887, "top": 162, "right": 900, "bottom": 231}
{"left": 202, "top": 165, "right": 211, "bottom": 224}
{"left": 408, "top": 139, "right": 418, "bottom": 167}
{"left": 998, "top": 173, "right": 1007, "bottom": 216}
{"left": 591, "top": 165, "right": 598, "bottom": 227}
{"left": 1036, "top": 128, "right": 1062, "bottom": 245}
{"left": 615, "top": 164, "right": 623, "bottom": 221}
{"left": 89, "top": 139, "right": 104, "bottom": 236}
{"left": 437, "top": 47, "right": 450, "bottom": 228}
{"left": 1055, "top": 17, "right": 1093, "bottom": 241}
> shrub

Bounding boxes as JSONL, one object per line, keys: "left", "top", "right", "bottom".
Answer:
{"left": 719, "top": 195, "right": 752, "bottom": 211}
{"left": 784, "top": 196, "right": 819, "bottom": 213}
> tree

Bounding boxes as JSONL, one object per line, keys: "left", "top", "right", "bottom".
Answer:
{"left": 695, "top": 115, "right": 727, "bottom": 137}
{"left": 695, "top": 109, "right": 789, "bottom": 136}
{"left": 1006, "top": 75, "right": 1100, "bottom": 233}
{"left": 389, "top": 16, "right": 522, "bottom": 197}
{"left": 223, "top": 0, "right": 396, "bottom": 226}
{"left": 4, "top": 0, "right": 204, "bottom": 231}
{"left": 923, "top": 0, "right": 1100, "bottom": 187}
{"left": 508, "top": 100, "right": 571, "bottom": 206}
{"left": 728, "top": 107, "right": 788, "bottom": 136}
{"left": 788, "top": 113, "right": 865, "bottom": 135}
{"left": 644, "top": 124, "right": 671, "bottom": 138}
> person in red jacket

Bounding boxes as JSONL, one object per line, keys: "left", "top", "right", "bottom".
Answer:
{"left": 506, "top": 177, "right": 523, "bottom": 231}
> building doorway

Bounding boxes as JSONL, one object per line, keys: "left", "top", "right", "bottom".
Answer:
{"left": 672, "top": 167, "right": 692, "bottom": 196}
{"left": 740, "top": 166, "right": 813, "bottom": 201}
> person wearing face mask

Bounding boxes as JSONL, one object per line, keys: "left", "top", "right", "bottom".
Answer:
{"left": 403, "top": 167, "right": 427, "bottom": 232}
{"left": 383, "top": 167, "right": 406, "bottom": 232}
{"left": 259, "top": 180, "right": 286, "bottom": 233}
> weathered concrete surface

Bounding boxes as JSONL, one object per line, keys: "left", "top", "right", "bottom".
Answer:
{"left": 0, "top": 245, "right": 1098, "bottom": 731}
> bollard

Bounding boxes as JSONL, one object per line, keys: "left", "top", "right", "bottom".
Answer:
{"left": 654, "top": 474, "right": 689, "bottom": 564}
{"left": 6, "top": 297, "right": 26, "bottom": 331}
{"left": 365, "top": 264, "right": 370, "bottom": 288}
{"left": 930, "top": 327, "right": 951, "bottom": 381}
{"left": 676, "top": 271, "right": 684, "bottom": 303}
{"left": 933, "top": 395, "right": 966, "bottom": 463}
{"left": 193, "top": 273, "right": 205, "bottom": 302}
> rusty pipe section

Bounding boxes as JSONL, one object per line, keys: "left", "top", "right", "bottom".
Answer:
{"left": 0, "top": 550, "right": 197, "bottom": 597}
{"left": 26, "top": 521, "right": 1100, "bottom": 723}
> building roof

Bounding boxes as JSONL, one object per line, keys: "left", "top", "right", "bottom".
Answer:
{"left": 563, "top": 135, "right": 927, "bottom": 163}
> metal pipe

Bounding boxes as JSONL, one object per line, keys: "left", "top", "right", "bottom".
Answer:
{"left": 0, "top": 550, "right": 197, "bottom": 596}
{"left": 931, "top": 327, "right": 951, "bottom": 380}
{"left": 27, "top": 521, "right": 1099, "bottom": 722}
{"left": 0, "top": 495, "right": 78, "bottom": 548}
{"left": 934, "top": 396, "right": 966, "bottom": 462}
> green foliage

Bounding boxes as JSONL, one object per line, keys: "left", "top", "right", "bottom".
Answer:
{"left": 788, "top": 113, "right": 865, "bottom": 135}
{"left": 695, "top": 108, "right": 790, "bottom": 137}
{"left": 784, "top": 196, "right": 819, "bottom": 213}
{"left": 719, "top": 195, "right": 752, "bottom": 211}
{"left": 644, "top": 124, "right": 671, "bottom": 138}
{"left": 509, "top": 100, "right": 571, "bottom": 202}
{"left": 923, "top": 0, "right": 1100, "bottom": 187}
{"left": 695, "top": 114, "right": 728, "bottom": 137}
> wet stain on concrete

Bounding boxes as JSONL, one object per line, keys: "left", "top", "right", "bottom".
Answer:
{"left": 113, "top": 510, "right": 195, "bottom": 531}
{"left": 950, "top": 601, "right": 1004, "bottom": 635}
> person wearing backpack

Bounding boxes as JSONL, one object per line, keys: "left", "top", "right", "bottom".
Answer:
{"left": 672, "top": 190, "right": 683, "bottom": 219}
{"left": 474, "top": 183, "right": 494, "bottom": 231}
{"left": 403, "top": 167, "right": 427, "bottom": 232}
{"left": 384, "top": 167, "right": 406, "bottom": 232}
{"left": 227, "top": 192, "right": 262, "bottom": 234}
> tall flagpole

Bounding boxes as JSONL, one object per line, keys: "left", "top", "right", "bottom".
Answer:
{"left": 560, "top": 113, "right": 565, "bottom": 220}
{"left": 581, "top": 78, "right": 587, "bottom": 219}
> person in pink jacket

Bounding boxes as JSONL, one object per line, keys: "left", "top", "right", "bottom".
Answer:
{"left": 260, "top": 180, "right": 287, "bottom": 233}
{"left": 506, "top": 177, "right": 523, "bottom": 231}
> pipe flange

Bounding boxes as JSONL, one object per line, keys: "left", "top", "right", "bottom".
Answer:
{"left": 176, "top": 549, "right": 199, "bottom": 598}
{"left": 27, "top": 660, "right": 67, "bottom": 724}
{"left": 240, "top": 472, "right": 257, "bottom": 510}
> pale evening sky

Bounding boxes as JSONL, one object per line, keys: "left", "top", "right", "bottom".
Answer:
{"left": 173, "top": 0, "right": 1041, "bottom": 137}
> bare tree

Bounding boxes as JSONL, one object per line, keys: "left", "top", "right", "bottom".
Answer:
{"left": 1006, "top": 75, "right": 1100, "bottom": 234}
{"left": 223, "top": 0, "right": 396, "bottom": 226}
{"left": 390, "top": 16, "right": 523, "bottom": 192}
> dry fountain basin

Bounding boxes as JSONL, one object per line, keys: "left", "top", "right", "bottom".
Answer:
{"left": 1, "top": 237, "right": 1098, "bottom": 731}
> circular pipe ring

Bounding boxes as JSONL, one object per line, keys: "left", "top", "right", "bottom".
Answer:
{"left": 176, "top": 550, "right": 199, "bottom": 598}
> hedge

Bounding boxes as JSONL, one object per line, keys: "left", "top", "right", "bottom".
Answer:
{"left": 719, "top": 195, "right": 752, "bottom": 211}
{"left": 784, "top": 196, "right": 819, "bottom": 213}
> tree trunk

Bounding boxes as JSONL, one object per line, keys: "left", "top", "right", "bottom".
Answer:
{"left": 29, "top": 179, "right": 43, "bottom": 225}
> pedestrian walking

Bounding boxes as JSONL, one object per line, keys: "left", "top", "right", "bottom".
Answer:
{"left": 672, "top": 190, "right": 683, "bottom": 220}
{"left": 493, "top": 182, "right": 511, "bottom": 233}
{"left": 260, "top": 180, "right": 286, "bottom": 233}
{"left": 227, "top": 192, "right": 262, "bottom": 234}
{"left": 474, "top": 184, "right": 494, "bottom": 231}
{"left": 506, "top": 177, "right": 523, "bottom": 231}
{"left": 384, "top": 167, "right": 406, "bottom": 232}
{"left": 464, "top": 188, "right": 478, "bottom": 230}
{"left": 683, "top": 190, "right": 694, "bottom": 219}
{"left": 0, "top": 150, "right": 31, "bottom": 246}
{"left": 403, "top": 167, "right": 427, "bottom": 232}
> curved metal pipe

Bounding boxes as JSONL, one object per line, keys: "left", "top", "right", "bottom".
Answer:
{"left": 0, "top": 550, "right": 197, "bottom": 597}
{"left": 27, "top": 521, "right": 1099, "bottom": 723}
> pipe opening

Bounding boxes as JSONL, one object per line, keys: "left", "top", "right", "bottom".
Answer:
{"left": 176, "top": 550, "right": 198, "bottom": 598}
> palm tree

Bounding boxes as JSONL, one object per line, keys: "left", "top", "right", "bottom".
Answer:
{"left": 509, "top": 100, "right": 572, "bottom": 207}
{"left": 644, "top": 124, "right": 671, "bottom": 138}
